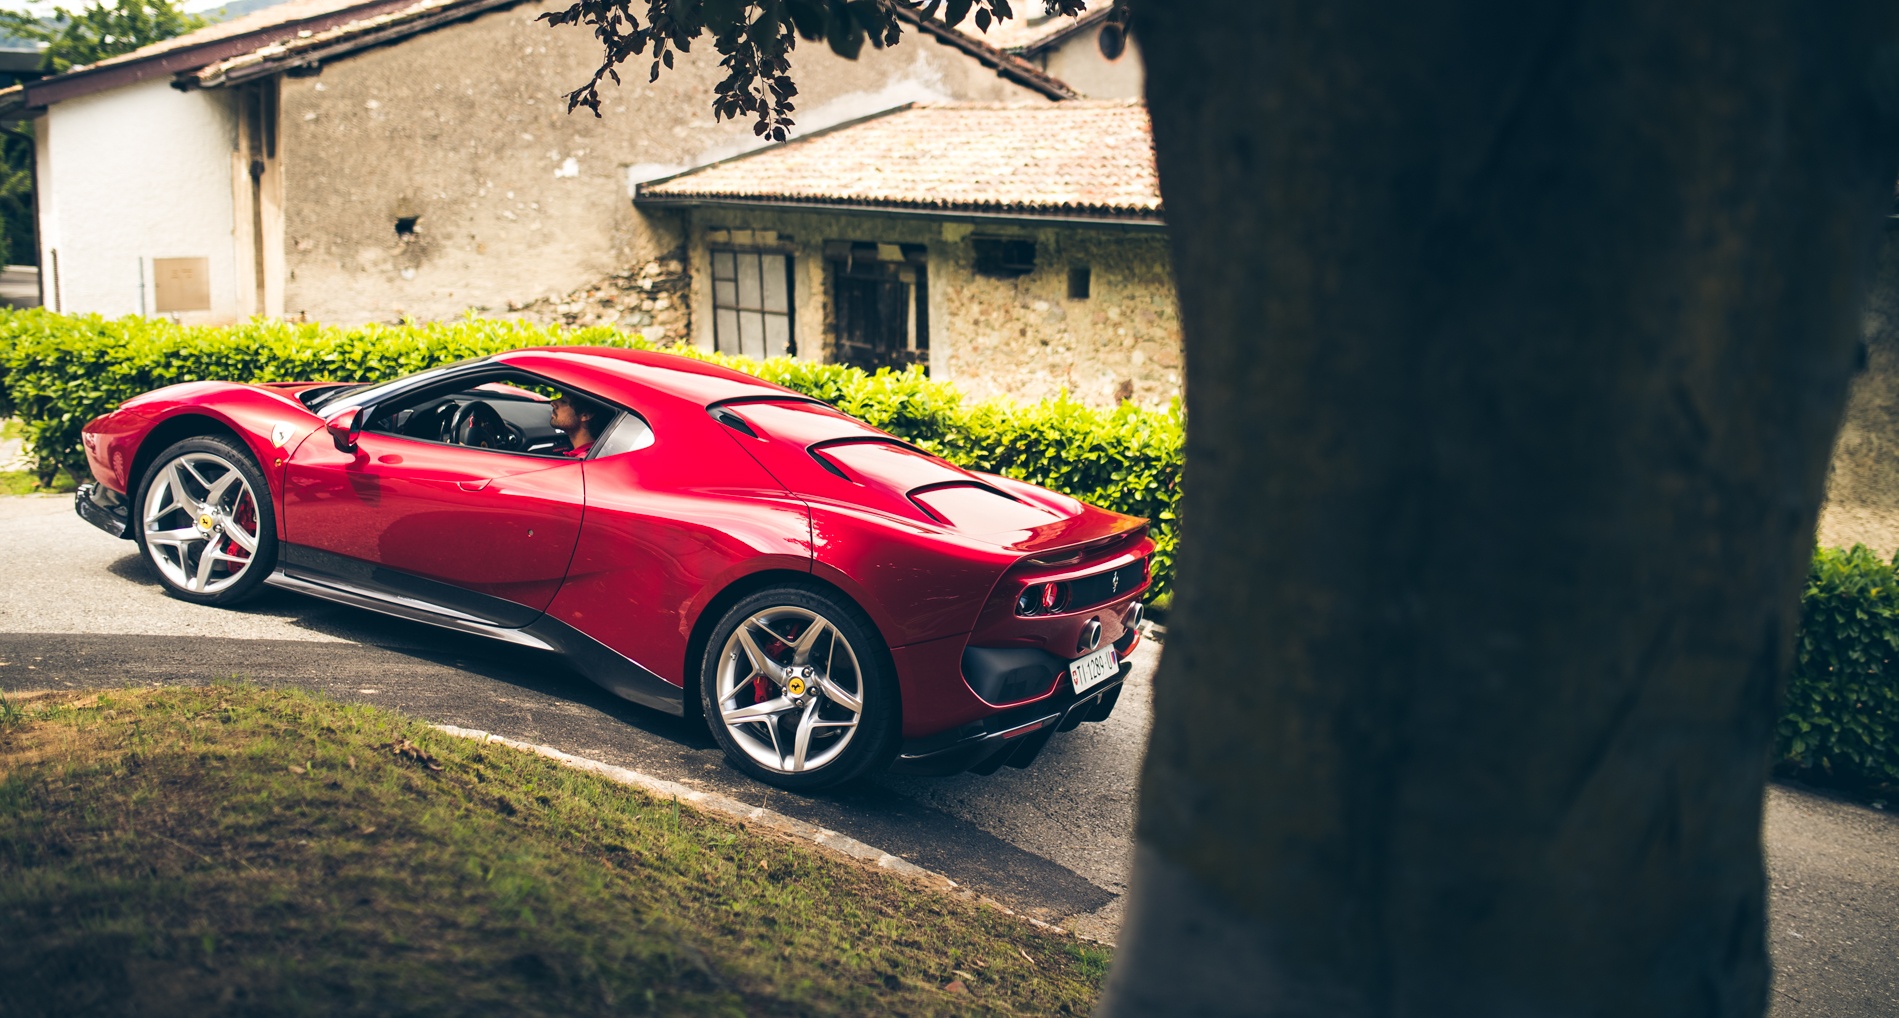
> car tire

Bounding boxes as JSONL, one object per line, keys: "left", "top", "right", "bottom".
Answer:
{"left": 133, "top": 435, "right": 278, "bottom": 606}
{"left": 699, "top": 583, "right": 900, "bottom": 791}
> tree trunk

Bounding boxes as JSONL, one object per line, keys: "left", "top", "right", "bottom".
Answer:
{"left": 1105, "top": 3, "right": 1899, "bottom": 1015}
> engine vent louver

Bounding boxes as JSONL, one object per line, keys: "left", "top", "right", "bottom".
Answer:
{"left": 808, "top": 450, "right": 851, "bottom": 480}
{"left": 711, "top": 408, "right": 758, "bottom": 437}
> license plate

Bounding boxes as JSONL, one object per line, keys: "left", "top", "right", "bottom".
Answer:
{"left": 1069, "top": 645, "right": 1119, "bottom": 694}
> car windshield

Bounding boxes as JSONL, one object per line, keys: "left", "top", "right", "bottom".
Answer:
{"left": 305, "top": 358, "right": 488, "bottom": 413}
{"left": 297, "top": 383, "right": 366, "bottom": 410}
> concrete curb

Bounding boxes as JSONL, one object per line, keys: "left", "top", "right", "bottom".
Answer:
{"left": 431, "top": 724, "right": 1086, "bottom": 939}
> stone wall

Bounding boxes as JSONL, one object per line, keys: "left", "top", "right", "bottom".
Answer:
{"left": 507, "top": 248, "right": 690, "bottom": 340}
{"left": 935, "top": 224, "right": 1179, "bottom": 408}
{"left": 1818, "top": 222, "right": 1899, "bottom": 554}
{"left": 277, "top": 3, "right": 1047, "bottom": 324}
{"left": 664, "top": 205, "right": 1181, "bottom": 410}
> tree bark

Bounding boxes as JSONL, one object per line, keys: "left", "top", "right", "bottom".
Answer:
{"left": 1105, "top": 3, "right": 1899, "bottom": 1015}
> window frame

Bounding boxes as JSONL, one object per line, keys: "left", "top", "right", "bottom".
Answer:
{"left": 351, "top": 364, "right": 650, "bottom": 462}
{"left": 709, "top": 246, "right": 796, "bottom": 359}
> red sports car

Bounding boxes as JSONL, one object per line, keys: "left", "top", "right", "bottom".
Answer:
{"left": 73, "top": 347, "right": 1150, "bottom": 788}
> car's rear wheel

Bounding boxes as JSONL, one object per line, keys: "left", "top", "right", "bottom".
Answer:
{"left": 134, "top": 436, "right": 277, "bottom": 606}
{"left": 700, "top": 584, "right": 899, "bottom": 790}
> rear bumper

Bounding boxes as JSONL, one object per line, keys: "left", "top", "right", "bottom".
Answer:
{"left": 75, "top": 482, "right": 132, "bottom": 539}
{"left": 892, "top": 659, "right": 1129, "bottom": 776}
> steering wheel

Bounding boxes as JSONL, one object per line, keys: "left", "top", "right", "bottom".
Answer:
{"left": 450, "top": 400, "right": 513, "bottom": 449}
{"left": 403, "top": 400, "right": 461, "bottom": 441}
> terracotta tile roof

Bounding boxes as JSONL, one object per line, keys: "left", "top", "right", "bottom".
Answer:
{"left": 637, "top": 100, "right": 1159, "bottom": 223}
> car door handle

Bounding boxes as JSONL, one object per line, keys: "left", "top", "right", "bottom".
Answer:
{"left": 457, "top": 479, "right": 492, "bottom": 492}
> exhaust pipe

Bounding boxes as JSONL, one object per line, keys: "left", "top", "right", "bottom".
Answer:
{"left": 1123, "top": 600, "right": 1145, "bottom": 630}
{"left": 1079, "top": 617, "right": 1103, "bottom": 653}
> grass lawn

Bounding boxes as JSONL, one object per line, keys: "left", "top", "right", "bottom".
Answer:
{"left": 0, "top": 469, "right": 76, "bottom": 495}
{"left": 0, "top": 685, "right": 1111, "bottom": 1016}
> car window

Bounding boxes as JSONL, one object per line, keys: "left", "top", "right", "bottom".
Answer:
{"left": 590, "top": 411, "right": 655, "bottom": 458}
{"left": 361, "top": 370, "right": 633, "bottom": 459}
{"left": 309, "top": 358, "right": 484, "bottom": 413}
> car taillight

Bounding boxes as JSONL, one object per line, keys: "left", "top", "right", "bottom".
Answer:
{"left": 1016, "top": 581, "right": 1071, "bottom": 616}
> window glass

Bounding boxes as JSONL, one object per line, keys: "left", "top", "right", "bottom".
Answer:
{"left": 765, "top": 313, "right": 791, "bottom": 355}
{"left": 359, "top": 370, "right": 620, "bottom": 458}
{"left": 737, "top": 253, "right": 763, "bottom": 308}
{"left": 762, "top": 253, "right": 789, "bottom": 312}
{"left": 590, "top": 411, "right": 655, "bottom": 458}
{"left": 711, "top": 248, "right": 794, "bottom": 358}
{"left": 739, "top": 310, "right": 765, "bottom": 359}
{"left": 311, "top": 360, "right": 473, "bottom": 412}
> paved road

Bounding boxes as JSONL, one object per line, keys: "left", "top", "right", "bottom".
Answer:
{"left": 1766, "top": 783, "right": 1899, "bottom": 1017}
{"left": 6, "top": 494, "right": 1898, "bottom": 1010}
{"left": 0, "top": 265, "right": 38, "bottom": 309}
{"left": 0, "top": 493, "right": 1146, "bottom": 938}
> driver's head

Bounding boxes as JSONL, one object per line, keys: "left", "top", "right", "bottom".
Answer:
{"left": 550, "top": 393, "right": 610, "bottom": 439}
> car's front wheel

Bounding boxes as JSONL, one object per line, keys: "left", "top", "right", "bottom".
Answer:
{"left": 134, "top": 436, "right": 277, "bottom": 605}
{"left": 700, "top": 584, "right": 899, "bottom": 790}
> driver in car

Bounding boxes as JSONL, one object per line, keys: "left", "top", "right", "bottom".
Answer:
{"left": 550, "top": 394, "right": 610, "bottom": 458}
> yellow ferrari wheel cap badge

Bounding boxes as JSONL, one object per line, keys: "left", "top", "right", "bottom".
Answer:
{"left": 786, "top": 677, "right": 807, "bottom": 696}
{"left": 198, "top": 513, "right": 217, "bottom": 531}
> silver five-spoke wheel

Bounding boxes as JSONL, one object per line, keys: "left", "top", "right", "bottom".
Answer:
{"left": 142, "top": 450, "right": 264, "bottom": 596}
{"left": 715, "top": 606, "right": 867, "bottom": 775}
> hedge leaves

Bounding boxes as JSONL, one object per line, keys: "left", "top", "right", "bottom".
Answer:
{"left": 1782, "top": 544, "right": 1899, "bottom": 790}
{"left": 0, "top": 309, "right": 1181, "bottom": 599}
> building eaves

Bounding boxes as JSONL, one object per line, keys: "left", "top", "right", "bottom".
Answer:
{"left": 6, "top": 0, "right": 1077, "bottom": 111}
{"left": 6, "top": 0, "right": 418, "bottom": 110}
{"left": 981, "top": 6, "right": 1115, "bottom": 57}
{"left": 183, "top": 0, "right": 532, "bottom": 89}
{"left": 635, "top": 100, "right": 1160, "bottom": 225}
{"left": 888, "top": 4, "right": 1078, "bottom": 101}
{"left": 634, "top": 192, "right": 1164, "bottom": 230}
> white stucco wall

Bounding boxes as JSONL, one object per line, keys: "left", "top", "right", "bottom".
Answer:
{"left": 1038, "top": 26, "right": 1144, "bottom": 100}
{"left": 37, "top": 78, "right": 243, "bottom": 322}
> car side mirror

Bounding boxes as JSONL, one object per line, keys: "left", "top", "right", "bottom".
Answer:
{"left": 326, "top": 407, "right": 364, "bottom": 453}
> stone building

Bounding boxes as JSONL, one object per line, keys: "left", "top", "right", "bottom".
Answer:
{"left": 635, "top": 101, "right": 1178, "bottom": 409}
{"left": 2, "top": 0, "right": 1070, "bottom": 334}
{"left": 2, "top": 0, "right": 1182, "bottom": 407}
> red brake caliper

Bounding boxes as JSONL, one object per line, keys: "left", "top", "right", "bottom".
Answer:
{"left": 226, "top": 493, "right": 256, "bottom": 560}
{"left": 752, "top": 634, "right": 791, "bottom": 702}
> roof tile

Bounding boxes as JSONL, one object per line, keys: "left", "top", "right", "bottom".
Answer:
{"left": 638, "top": 101, "right": 1158, "bottom": 221}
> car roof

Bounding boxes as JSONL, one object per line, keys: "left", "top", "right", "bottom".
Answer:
{"left": 494, "top": 347, "right": 804, "bottom": 408}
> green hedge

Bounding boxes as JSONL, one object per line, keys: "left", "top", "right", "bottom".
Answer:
{"left": 0, "top": 309, "right": 1181, "bottom": 599}
{"left": 1780, "top": 544, "right": 1899, "bottom": 791}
